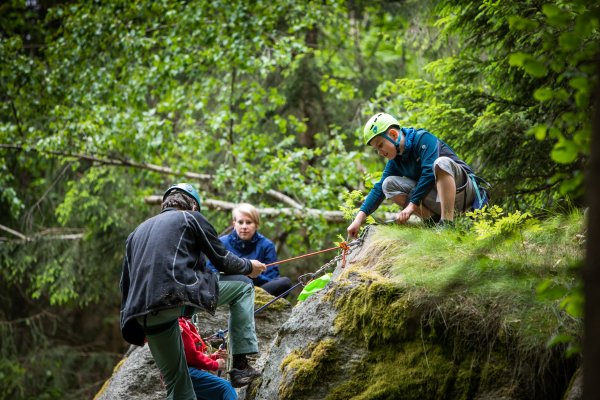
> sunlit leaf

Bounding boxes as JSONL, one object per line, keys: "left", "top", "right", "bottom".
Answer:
{"left": 551, "top": 139, "right": 579, "bottom": 164}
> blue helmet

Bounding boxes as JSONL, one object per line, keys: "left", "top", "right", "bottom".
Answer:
{"left": 163, "top": 183, "right": 201, "bottom": 211}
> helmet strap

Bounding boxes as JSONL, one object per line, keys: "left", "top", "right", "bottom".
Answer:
{"left": 382, "top": 131, "right": 402, "bottom": 154}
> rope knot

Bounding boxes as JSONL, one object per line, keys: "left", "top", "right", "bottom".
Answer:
{"left": 339, "top": 241, "right": 350, "bottom": 267}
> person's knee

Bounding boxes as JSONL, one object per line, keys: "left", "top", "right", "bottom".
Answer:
{"left": 433, "top": 157, "right": 462, "bottom": 182}
{"left": 382, "top": 176, "right": 413, "bottom": 201}
{"left": 219, "top": 274, "right": 254, "bottom": 286}
{"left": 433, "top": 157, "right": 457, "bottom": 181}
{"left": 278, "top": 277, "right": 293, "bottom": 292}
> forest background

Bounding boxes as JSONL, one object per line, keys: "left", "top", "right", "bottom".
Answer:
{"left": 1, "top": 0, "right": 598, "bottom": 399}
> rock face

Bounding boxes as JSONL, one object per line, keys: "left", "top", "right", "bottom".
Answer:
{"left": 242, "top": 232, "right": 369, "bottom": 400}
{"left": 94, "top": 287, "right": 292, "bottom": 400}
{"left": 94, "top": 344, "right": 164, "bottom": 400}
{"left": 244, "top": 227, "right": 581, "bottom": 400}
{"left": 98, "top": 227, "right": 581, "bottom": 400}
{"left": 242, "top": 282, "right": 368, "bottom": 400}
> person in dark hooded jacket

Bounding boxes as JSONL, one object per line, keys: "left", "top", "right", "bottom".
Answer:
{"left": 120, "top": 183, "right": 266, "bottom": 399}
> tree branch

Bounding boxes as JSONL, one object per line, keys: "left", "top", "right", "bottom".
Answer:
{"left": 0, "top": 143, "right": 213, "bottom": 181}
{"left": 0, "top": 224, "right": 27, "bottom": 240}
{"left": 1, "top": 143, "right": 307, "bottom": 208}
{"left": 0, "top": 224, "right": 84, "bottom": 243}
{"left": 265, "top": 190, "right": 304, "bottom": 209}
{"left": 144, "top": 195, "right": 397, "bottom": 223}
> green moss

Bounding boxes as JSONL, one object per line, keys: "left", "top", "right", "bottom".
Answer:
{"left": 331, "top": 264, "right": 413, "bottom": 347}
{"left": 326, "top": 213, "right": 583, "bottom": 399}
{"left": 326, "top": 342, "right": 515, "bottom": 400}
{"left": 278, "top": 339, "right": 338, "bottom": 400}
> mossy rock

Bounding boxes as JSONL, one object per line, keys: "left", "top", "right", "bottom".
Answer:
{"left": 247, "top": 220, "right": 582, "bottom": 400}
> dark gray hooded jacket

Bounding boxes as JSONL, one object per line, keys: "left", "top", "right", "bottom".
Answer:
{"left": 120, "top": 207, "right": 251, "bottom": 346}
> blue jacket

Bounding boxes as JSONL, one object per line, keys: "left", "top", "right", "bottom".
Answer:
{"left": 360, "top": 128, "right": 473, "bottom": 216}
{"left": 207, "top": 230, "right": 281, "bottom": 286}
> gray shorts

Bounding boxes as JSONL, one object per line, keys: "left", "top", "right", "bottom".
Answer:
{"left": 381, "top": 157, "right": 476, "bottom": 216}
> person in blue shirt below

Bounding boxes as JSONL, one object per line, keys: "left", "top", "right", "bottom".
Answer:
{"left": 347, "top": 112, "right": 482, "bottom": 238}
{"left": 218, "top": 203, "right": 293, "bottom": 297}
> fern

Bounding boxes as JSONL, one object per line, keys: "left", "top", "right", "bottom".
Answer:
{"left": 466, "top": 205, "right": 540, "bottom": 240}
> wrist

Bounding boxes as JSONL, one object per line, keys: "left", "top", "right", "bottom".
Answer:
{"left": 406, "top": 203, "right": 417, "bottom": 213}
{"left": 355, "top": 211, "right": 367, "bottom": 224}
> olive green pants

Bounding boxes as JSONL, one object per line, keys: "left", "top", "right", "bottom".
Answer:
{"left": 216, "top": 277, "right": 258, "bottom": 355}
{"left": 139, "top": 308, "right": 195, "bottom": 400}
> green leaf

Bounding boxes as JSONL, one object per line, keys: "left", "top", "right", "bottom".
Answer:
{"left": 542, "top": 4, "right": 570, "bottom": 27}
{"left": 536, "top": 279, "right": 567, "bottom": 300}
{"left": 559, "top": 176, "right": 582, "bottom": 195}
{"left": 554, "top": 89, "right": 569, "bottom": 102}
{"left": 546, "top": 334, "right": 572, "bottom": 348}
{"left": 542, "top": 4, "right": 561, "bottom": 19}
{"left": 551, "top": 139, "right": 579, "bottom": 164}
{"left": 558, "top": 32, "right": 581, "bottom": 52}
{"left": 527, "top": 124, "right": 547, "bottom": 140}
{"left": 508, "top": 52, "right": 530, "bottom": 67}
{"left": 569, "top": 77, "right": 590, "bottom": 92}
{"left": 573, "top": 127, "right": 591, "bottom": 148}
{"left": 507, "top": 15, "right": 538, "bottom": 31}
{"left": 523, "top": 59, "right": 548, "bottom": 78}
{"left": 560, "top": 288, "right": 584, "bottom": 318}
{"left": 575, "top": 91, "right": 589, "bottom": 108}
{"left": 533, "top": 87, "right": 553, "bottom": 101}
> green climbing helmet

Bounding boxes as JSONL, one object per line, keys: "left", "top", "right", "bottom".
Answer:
{"left": 163, "top": 183, "right": 201, "bottom": 211}
{"left": 363, "top": 112, "right": 400, "bottom": 145}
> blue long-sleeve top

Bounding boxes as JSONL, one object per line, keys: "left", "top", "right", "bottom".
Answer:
{"left": 360, "top": 128, "right": 473, "bottom": 216}
{"left": 206, "top": 230, "right": 281, "bottom": 286}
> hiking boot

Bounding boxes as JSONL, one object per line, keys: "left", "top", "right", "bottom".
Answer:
{"left": 435, "top": 219, "right": 455, "bottom": 231}
{"left": 228, "top": 365, "right": 262, "bottom": 388}
{"left": 423, "top": 215, "right": 441, "bottom": 227}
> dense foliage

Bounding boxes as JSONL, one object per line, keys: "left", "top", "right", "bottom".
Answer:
{"left": 0, "top": 0, "right": 597, "bottom": 398}
{"left": 377, "top": 0, "right": 599, "bottom": 210}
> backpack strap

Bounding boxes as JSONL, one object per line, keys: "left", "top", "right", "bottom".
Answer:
{"left": 470, "top": 173, "right": 484, "bottom": 209}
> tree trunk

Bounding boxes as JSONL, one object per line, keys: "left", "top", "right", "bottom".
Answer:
{"left": 583, "top": 61, "right": 600, "bottom": 400}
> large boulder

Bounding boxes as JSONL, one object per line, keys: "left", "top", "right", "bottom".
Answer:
{"left": 98, "top": 226, "right": 582, "bottom": 400}
{"left": 241, "top": 231, "right": 369, "bottom": 400}
{"left": 244, "top": 227, "right": 581, "bottom": 400}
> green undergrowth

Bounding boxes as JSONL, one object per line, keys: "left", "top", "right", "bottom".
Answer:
{"left": 323, "top": 212, "right": 583, "bottom": 399}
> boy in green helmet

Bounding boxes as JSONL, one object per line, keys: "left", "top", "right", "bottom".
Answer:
{"left": 347, "top": 112, "right": 486, "bottom": 238}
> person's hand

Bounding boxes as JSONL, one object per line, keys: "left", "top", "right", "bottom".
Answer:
{"left": 347, "top": 211, "right": 367, "bottom": 239}
{"left": 395, "top": 203, "right": 417, "bottom": 224}
{"left": 214, "top": 348, "right": 228, "bottom": 359}
{"left": 216, "top": 358, "right": 227, "bottom": 371}
{"left": 248, "top": 260, "right": 266, "bottom": 278}
{"left": 347, "top": 220, "right": 362, "bottom": 239}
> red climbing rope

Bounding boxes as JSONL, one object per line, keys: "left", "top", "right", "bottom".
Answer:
{"left": 263, "top": 241, "right": 350, "bottom": 269}
{"left": 206, "top": 239, "right": 359, "bottom": 339}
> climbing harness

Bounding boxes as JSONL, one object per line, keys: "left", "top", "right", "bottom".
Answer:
{"left": 205, "top": 236, "right": 364, "bottom": 341}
